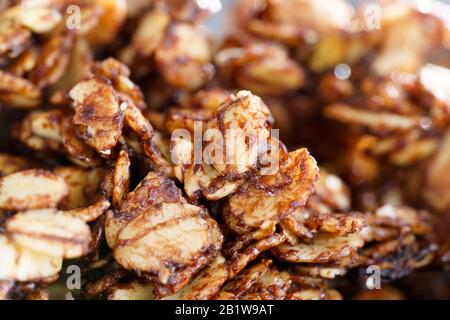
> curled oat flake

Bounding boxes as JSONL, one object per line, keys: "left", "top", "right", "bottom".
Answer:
{"left": 279, "top": 170, "right": 366, "bottom": 244}
{"left": 226, "top": 233, "right": 286, "bottom": 279}
{"left": 105, "top": 171, "right": 186, "bottom": 248}
{"left": 64, "top": 198, "right": 110, "bottom": 222}
{"left": 112, "top": 150, "right": 131, "bottom": 209}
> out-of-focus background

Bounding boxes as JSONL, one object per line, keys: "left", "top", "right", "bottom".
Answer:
{"left": 206, "top": 0, "right": 450, "bottom": 33}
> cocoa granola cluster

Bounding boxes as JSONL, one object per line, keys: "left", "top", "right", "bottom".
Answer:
{"left": 0, "top": 0, "right": 449, "bottom": 300}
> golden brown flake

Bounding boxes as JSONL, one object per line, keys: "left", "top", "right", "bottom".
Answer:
{"left": 0, "top": 170, "right": 68, "bottom": 211}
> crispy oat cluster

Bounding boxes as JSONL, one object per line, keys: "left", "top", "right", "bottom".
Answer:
{"left": 0, "top": 0, "right": 449, "bottom": 300}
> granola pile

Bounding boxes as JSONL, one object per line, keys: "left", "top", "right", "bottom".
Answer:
{"left": 0, "top": 0, "right": 449, "bottom": 300}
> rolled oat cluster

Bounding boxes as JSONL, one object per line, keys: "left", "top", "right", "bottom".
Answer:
{"left": 0, "top": 0, "right": 449, "bottom": 300}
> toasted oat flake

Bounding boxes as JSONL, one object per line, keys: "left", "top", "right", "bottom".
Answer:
{"left": 0, "top": 235, "right": 62, "bottom": 282}
{"left": 6, "top": 208, "right": 92, "bottom": 258}
{"left": 272, "top": 233, "right": 365, "bottom": 263}
{"left": 0, "top": 170, "right": 68, "bottom": 211}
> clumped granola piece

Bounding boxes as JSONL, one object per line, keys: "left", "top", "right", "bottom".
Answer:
{"left": 358, "top": 205, "right": 437, "bottom": 281}
{"left": 224, "top": 148, "right": 319, "bottom": 237}
{"left": 172, "top": 90, "right": 275, "bottom": 201}
{"left": 270, "top": 170, "right": 434, "bottom": 281}
{"left": 225, "top": 233, "right": 286, "bottom": 279}
{"left": 107, "top": 172, "right": 223, "bottom": 296}
{"left": 278, "top": 169, "right": 366, "bottom": 243}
